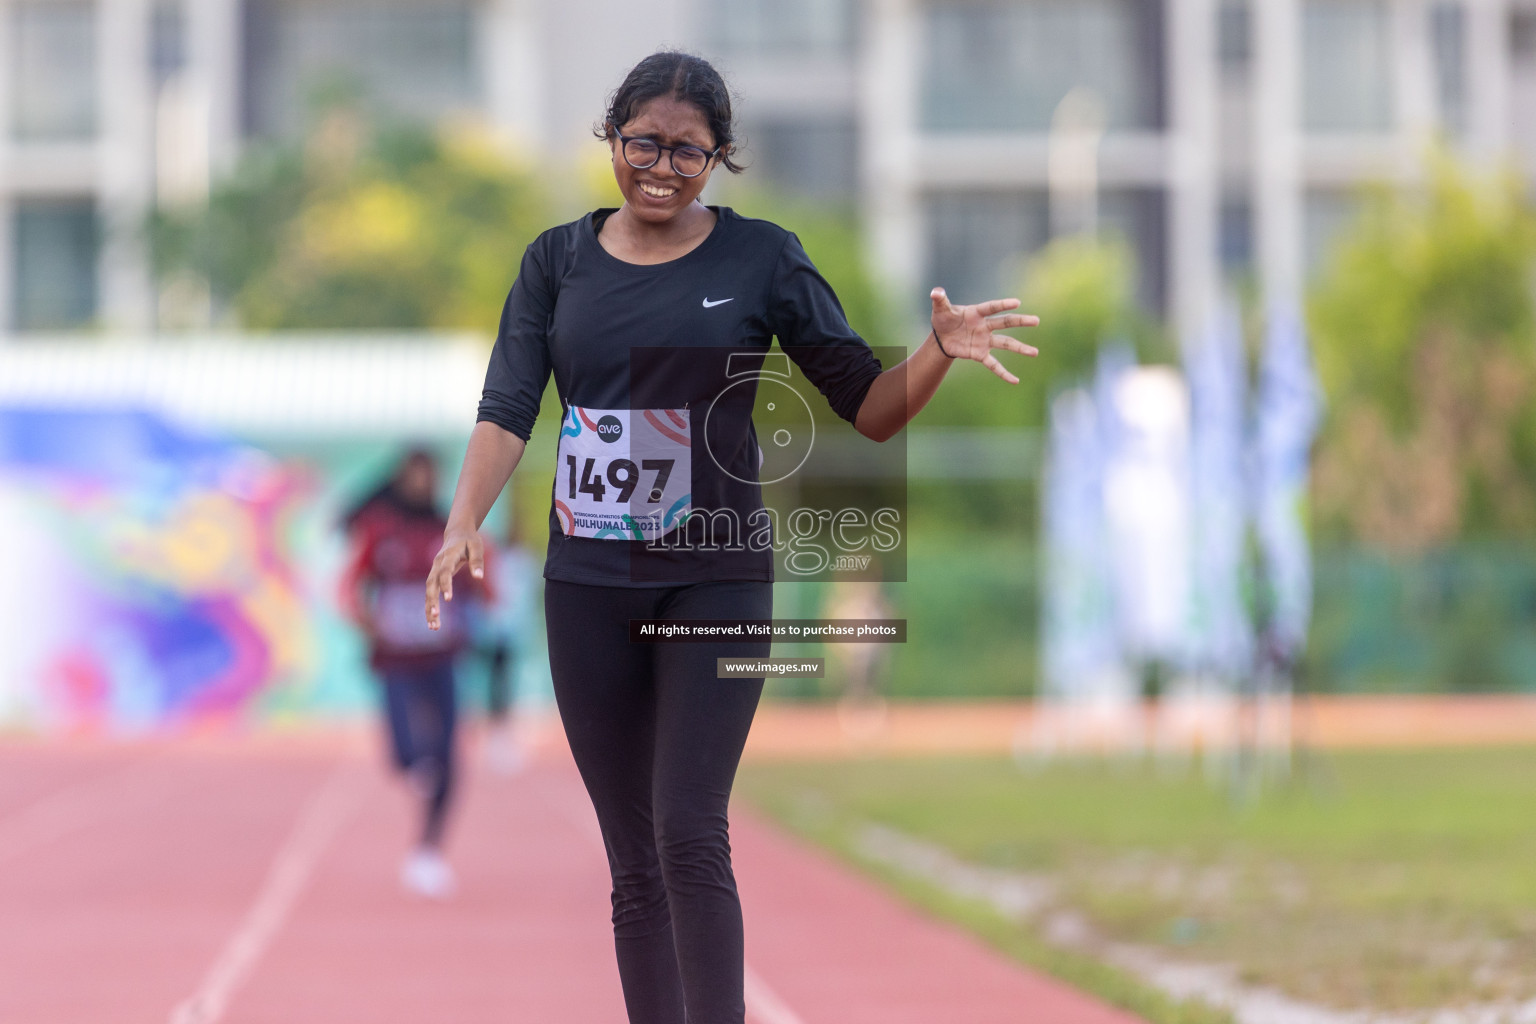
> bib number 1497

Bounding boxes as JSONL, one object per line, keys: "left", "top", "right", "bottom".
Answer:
{"left": 564, "top": 456, "right": 674, "bottom": 504}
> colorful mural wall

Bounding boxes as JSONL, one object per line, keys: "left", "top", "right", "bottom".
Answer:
{"left": 0, "top": 406, "right": 322, "bottom": 731}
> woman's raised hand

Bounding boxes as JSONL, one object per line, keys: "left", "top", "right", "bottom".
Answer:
{"left": 424, "top": 526, "right": 485, "bottom": 631}
{"left": 929, "top": 287, "right": 1040, "bottom": 384}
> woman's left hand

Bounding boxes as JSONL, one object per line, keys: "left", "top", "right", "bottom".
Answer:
{"left": 929, "top": 287, "right": 1040, "bottom": 384}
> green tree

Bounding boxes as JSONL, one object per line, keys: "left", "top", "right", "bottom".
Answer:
{"left": 151, "top": 110, "right": 550, "bottom": 331}
{"left": 1308, "top": 153, "right": 1536, "bottom": 548}
{"left": 919, "top": 233, "right": 1160, "bottom": 428}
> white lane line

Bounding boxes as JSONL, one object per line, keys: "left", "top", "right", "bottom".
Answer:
{"left": 168, "top": 758, "right": 368, "bottom": 1024}
{"left": 743, "top": 963, "right": 808, "bottom": 1024}
{"left": 0, "top": 755, "right": 178, "bottom": 868}
{"left": 536, "top": 768, "right": 808, "bottom": 1024}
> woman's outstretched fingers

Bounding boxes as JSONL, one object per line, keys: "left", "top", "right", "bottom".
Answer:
{"left": 466, "top": 534, "right": 485, "bottom": 581}
{"left": 930, "top": 288, "right": 1041, "bottom": 370}
{"left": 992, "top": 333, "right": 1040, "bottom": 356}
{"left": 973, "top": 298, "right": 1022, "bottom": 317}
{"left": 425, "top": 547, "right": 462, "bottom": 629}
{"left": 982, "top": 353, "right": 1020, "bottom": 384}
{"left": 426, "top": 573, "right": 442, "bottom": 630}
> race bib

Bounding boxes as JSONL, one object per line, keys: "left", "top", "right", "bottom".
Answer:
{"left": 555, "top": 406, "right": 692, "bottom": 540}
{"left": 374, "top": 581, "right": 460, "bottom": 652}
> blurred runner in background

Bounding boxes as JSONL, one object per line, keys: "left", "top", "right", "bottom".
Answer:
{"left": 343, "top": 448, "right": 483, "bottom": 898}
{"left": 824, "top": 572, "right": 892, "bottom": 742}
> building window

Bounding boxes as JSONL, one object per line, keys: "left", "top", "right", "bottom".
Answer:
{"left": 927, "top": 191, "right": 1050, "bottom": 306}
{"left": 926, "top": 188, "right": 1165, "bottom": 314}
{"left": 1219, "top": 197, "right": 1253, "bottom": 277}
{"left": 1099, "top": 188, "right": 1166, "bottom": 315}
{"left": 243, "top": 0, "right": 478, "bottom": 139}
{"left": 922, "top": 0, "right": 1163, "bottom": 134}
{"left": 1304, "top": 188, "right": 1362, "bottom": 275}
{"left": 151, "top": 0, "right": 188, "bottom": 86}
{"left": 13, "top": 199, "right": 99, "bottom": 330}
{"left": 1514, "top": 9, "right": 1536, "bottom": 63}
{"left": 9, "top": 1, "right": 97, "bottom": 141}
{"left": 708, "top": 0, "right": 855, "bottom": 56}
{"left": 1217, "top": 0, "right": 1251, "bottom": 79}
{"left": 1302, "top": 0, "right": 1393, "bottom": 133}
{"left": 1431, "top": 2, "right": 1467, "bottom": 140}
{"left": 1512, "top": 9, "right": 1536, "bottom": 158}
{"left": 746, "top": 119, "right": 858, "bottom": 199}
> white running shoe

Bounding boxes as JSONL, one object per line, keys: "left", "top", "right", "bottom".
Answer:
{"left": 400, "top": 847, "right": 456, "bottom": 899}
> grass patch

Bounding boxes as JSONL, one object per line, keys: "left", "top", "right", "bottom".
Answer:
{"left": 765, "top": 535, "right": 1038, "bottom": 700}
{"left": 854, "top": 858, "right": 1234, "bottom": 1024}
{"left": 736, "top": 746, "right": 1536, "bottom": 1013}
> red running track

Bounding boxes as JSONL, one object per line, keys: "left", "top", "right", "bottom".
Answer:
{"left": 0, "top": 735, "right": 1145, "bottom": 1024}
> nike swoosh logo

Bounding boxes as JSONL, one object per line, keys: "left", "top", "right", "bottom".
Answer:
{"left": 702, "top": 297, "right": 734, "bottom": 308}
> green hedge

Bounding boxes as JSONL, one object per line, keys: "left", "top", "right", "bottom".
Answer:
{"left": 768, "top": 513, "right": 1536, "bottom": 700}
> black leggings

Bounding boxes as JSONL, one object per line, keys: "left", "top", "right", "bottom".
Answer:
{"left": 545, "top": 578, "right": 772, "bottom": 1024}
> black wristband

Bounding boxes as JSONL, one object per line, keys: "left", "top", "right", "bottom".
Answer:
{"left": 931, "top": 327, "right": 957, "bottom": 359}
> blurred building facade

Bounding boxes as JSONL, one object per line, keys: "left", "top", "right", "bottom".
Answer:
{"left": 2, "top": 0, "right": 1535, "bottom": 338}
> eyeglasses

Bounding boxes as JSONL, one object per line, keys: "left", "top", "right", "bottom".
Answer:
{"left": 615, "top": 133, "right": 718, "bottom": 178}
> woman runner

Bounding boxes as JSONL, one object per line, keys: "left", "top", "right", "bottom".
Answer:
{"left": 424, "top": 50, "right": 1038, "bottom": 1024}
{"left": 344, "top": 448, "right": 470, "bottom": 898}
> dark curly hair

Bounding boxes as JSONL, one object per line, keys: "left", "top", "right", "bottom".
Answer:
{"left": 594, "top": 51, "right": 744, "bottom": 174}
